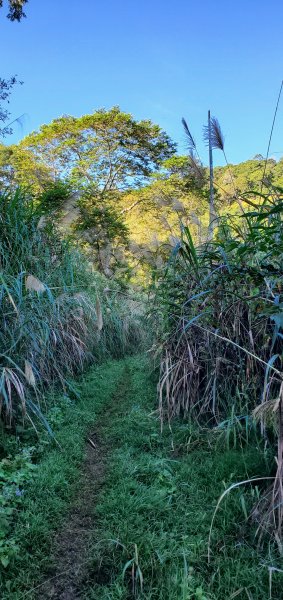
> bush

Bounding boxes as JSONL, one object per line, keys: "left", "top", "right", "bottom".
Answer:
{"left": 37, "top": 180, "right": 72, "bottom": 214}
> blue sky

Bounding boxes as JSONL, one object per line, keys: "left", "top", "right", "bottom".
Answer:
{"left": 1, "top": 0, "right": 283, "bottom": 165}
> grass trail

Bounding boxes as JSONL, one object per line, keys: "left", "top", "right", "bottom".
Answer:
{"left": 0, "top": 359, "right": 127, "bottom": 599}
{"left": 79, "top": 357, "right": 282, "bottom": 600}
{"left": 1, "top": 356, "right": 283, "bottom": 599}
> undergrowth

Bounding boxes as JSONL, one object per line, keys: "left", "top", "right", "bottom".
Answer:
{"left": 1, "top": 356, "right": 282, "bottom": 599}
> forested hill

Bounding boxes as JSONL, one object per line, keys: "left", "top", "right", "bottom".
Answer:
{"left": 1, "top": 107, "right": 283, "bottom": 281}
{"left": 215, "top": 156, "right": 283, "bottom": 199}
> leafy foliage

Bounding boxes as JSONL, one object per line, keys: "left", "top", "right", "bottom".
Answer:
{"left": 19, "top": 107, "right": 176, "bottom": 190}
{"left": 3, "top": 108, "right": 283, "bottom": 282}
{"left": 0, "top": 0, "right": 27, "bottom": 21}
{"left": 75, "top": 186, "right": 130, "bottom": 277}
{"left": 0, "top": 448, "right": 35, "bottom": 568}
{"left": 38, "top": 180, "right": 73, "bottom": 214}
{"left": 1, "top": 357, "right": 279, "bottom": 599}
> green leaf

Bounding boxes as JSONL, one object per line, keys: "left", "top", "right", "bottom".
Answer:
{"left": 1, "top": 555, "right": 10, "bottom": 568}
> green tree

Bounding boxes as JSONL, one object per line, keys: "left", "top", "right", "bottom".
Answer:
{"left": 0, "top": 0, "right": 27, "bottom": 21}
{"left": 119, "top": 155, "right": 208, "bottom": 280}
{"left": 76, "top": 186, "right": 129, "bottom": 277}
{"left": 20, "top": 107, "right": 176, "bottom": 192}
{"left": 0, "top": 143, "right": 51, "bottom": 191}
{"left": 16, "top": 107, "right": 175, "bottom": 276}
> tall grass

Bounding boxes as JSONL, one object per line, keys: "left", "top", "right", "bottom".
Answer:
{"left": 155, "top": 185, "right": 283, "bottom": 542}
{"left": 0, "top": 188, "right": 144, "bottom": 430}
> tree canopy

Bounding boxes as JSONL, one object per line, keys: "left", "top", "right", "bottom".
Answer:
{"left": 0, "top": 107, "right": 176, "bottom": 277}
{"left": 19, "top": 107, "right": 176, "bottom": 193}
{"left": 0, "top": 0, "right": 27, "bottom": 21}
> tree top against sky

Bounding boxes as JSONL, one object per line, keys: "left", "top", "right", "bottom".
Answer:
{"left": 20, "top": 107, "right": 176, "bottom": 189}
{"left": 0, "top": 0, "right": 28, "bottom": 21}
{"left": 1, "top": 1, "right": 283, "bottom": 165}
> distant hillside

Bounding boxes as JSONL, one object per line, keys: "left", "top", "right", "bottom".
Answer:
{"left": 214, "top": 156, "right": 283, "bottom": 200}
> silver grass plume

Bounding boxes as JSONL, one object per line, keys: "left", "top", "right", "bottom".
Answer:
{"left": 182, "top": 118, "right": 204, "bottom": 181}
{"left": 188, "top": 149, "right": 205, "bottom": 183}
{"left": 182, "top": 117, "right": 196, "bottom": 153}
{"left": 203, "top": 116, "right": 224, "bottom": 151}
{"left": 204, "top": 115, "right": 243, "bottom": 211}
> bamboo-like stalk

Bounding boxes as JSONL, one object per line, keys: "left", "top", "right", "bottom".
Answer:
{"left": 208, "top": 110, "right": 216, "bottom": 240}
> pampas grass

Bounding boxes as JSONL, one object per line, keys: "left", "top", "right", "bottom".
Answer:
{"left": 156, "top": 184, "right": 283, "bottom": 542}
{"left": 203, "top": 116, "right": 225, "bottom": 151}
{"left": 0, "top": 188, "right": 145, "bottom": 430}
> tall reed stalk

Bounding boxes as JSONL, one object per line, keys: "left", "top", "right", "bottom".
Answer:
{"left": 156, "top": 184, "right": 283, "bottom": 543}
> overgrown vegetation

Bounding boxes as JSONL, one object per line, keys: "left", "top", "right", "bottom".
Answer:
{"left": 0, "top": 187, "right": 144, "bottom": 430}
{"left": 3, "top": 107, "right": 283, "bottom": 282}
{"left": 82, "top": 357, "right": 279, "bottom": 600}
{"left": 0, "top": 187, "right": 144, "bottom": 584}
{"left": 155, "top": 184, "right": 283, "bottom": 547}
{"left": 1, "top": 0, "right": 283, "bottom": 595}
{"left": 0, "top": 359, "right": 126, "bottom": 592}
{"left": 1, "top": 99, "right": 283, "bottom": 598}
{"left": 1, "top": 357, "right": 281, "bottom": 599}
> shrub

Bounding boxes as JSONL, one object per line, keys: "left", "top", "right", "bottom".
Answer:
{"left": 37, "top": 180, "right": 73, "bottom": 214}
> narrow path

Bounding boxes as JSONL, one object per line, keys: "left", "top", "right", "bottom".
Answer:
{"left": 37, "top": 365, "right": 131, "bottom": 600}
{"left": 20, "top": 355, "right": 276, "bottom": 600}
{"left": 38, "top": 431, "right": 106, "bottom": 599}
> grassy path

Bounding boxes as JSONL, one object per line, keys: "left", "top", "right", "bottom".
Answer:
{"left": 37, "top": 369, "right": 133, "bottom": 599}
{"left": 0, "top": 359, "right": 127, "bottom": 599}
{"left": 1, "top": 356, "right": 283, "bottom": 599}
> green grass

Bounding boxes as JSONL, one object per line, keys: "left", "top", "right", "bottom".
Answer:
{"left": 0, "top": 359, "right": 126, "bottom": 598}
{"left": 1, "top": 356, "right": 283, "bottom": 599}
{"left": 81, "top": 357, "right": 283, "bottom": 600}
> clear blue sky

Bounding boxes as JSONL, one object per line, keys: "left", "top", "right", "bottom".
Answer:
{"left": 1, "top": 0, "right": 283, "bottom": 165}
